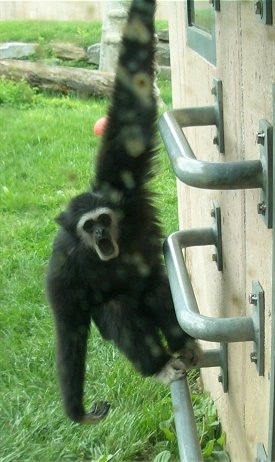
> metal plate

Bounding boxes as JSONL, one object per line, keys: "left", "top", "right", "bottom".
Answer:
{"left": 211, "top": 201, "right": 223, "bottom": 271}
{"left": 258, "top": 119, "right": 273, "bottom": 228}
{"left": 256, "top": 443, "right": 267, "bottom": 462}
{"left": 199, "top": 344, "right": 228, "bottom": 393}
{"left": 212, "top": 78, "right": 225, "bottom": 154}
{"left": 255, "top": 0, "right": 273, "bottom": 25}
{"left": 251, "top": 280, "right": 265, "bottom": 376}
{"left": 219, "top": 342, "right": 228, "bottom": 393}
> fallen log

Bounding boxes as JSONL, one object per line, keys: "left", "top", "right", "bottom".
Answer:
{"left": 0, "top": 59, "right": 114, "bottom": 97}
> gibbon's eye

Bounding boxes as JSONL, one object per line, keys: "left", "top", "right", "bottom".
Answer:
{"left": 98, "top": 214, "right": 112, "bottom": 227}
{"left": 83, "top": 219, "right": 94, "bottom": 233}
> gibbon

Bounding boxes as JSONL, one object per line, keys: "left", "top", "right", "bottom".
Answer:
{"left": 46, "top": 0, "right": 201, "bottom": 424}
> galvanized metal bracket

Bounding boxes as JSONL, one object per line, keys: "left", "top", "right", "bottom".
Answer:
{"left": 218, "top": 342, "right": 228, "bottom": 393}
{"left": 256, "top": 442, "right": 268, "bottom": 462}
{"left": 198, "top": 343, "right": 228, "bottom": 393}
{"left": 249, "top": 281, "right": 265, "bottom": 376}
{"left": 255, "top": 0, "right": 273, "bottom": 25}
{"left": 211, "top": 78, "right": 225, "bottom": 153}
{"left": 257, "top": 119, "right": 273, "bottom": 228}
{"left": 211, "top": 201, "right": 223, "bottom": 271}
{"left": 211, "top": 0, "right": 221, "bottom": 11}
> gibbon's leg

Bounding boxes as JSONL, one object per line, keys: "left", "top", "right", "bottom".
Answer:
{"left": 144, "top": 275, "right": 202, "bottom": 369}
{"left": 53, "top": 307, "right": 110, "bottom": 424}
{"left": 92, "top": 297, "right": 186, "bottom": 382}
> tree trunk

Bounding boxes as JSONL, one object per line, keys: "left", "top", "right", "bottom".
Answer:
{"left": 0, "top": 60, "right": 114, "bottom": 97}
{"left": 99, "top": 0, "right": 130, "bottom": 73}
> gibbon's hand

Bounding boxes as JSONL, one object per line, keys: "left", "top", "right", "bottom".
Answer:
{"left": 93, "top": 117, "right": 108, "bottom": 137}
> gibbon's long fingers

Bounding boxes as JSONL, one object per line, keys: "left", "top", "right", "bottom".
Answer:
{"left": 81, "top": 401, "right": 111, "bottom": 425}
{"left": 178, "top": 339, "right": 203, "bottom": 370}
{"left": 155, "top": 358, "right": 187, "bottom": 385}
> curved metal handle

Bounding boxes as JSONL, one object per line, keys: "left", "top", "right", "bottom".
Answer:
{"left": 163, "top": 228, "right": 256, "bottom": 343}
{"left": 159, "top": 108, "right": 263, "bottom": 190}
{"left": 159, "top": 78, "right": 264, "bottom": 190}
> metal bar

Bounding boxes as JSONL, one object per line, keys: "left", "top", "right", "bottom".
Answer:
{"left": 258, "top": 119, "right": 273, "bottom": 228}
{"left": 267, "top": 84, "right": 275, "bottom": 462}
{"left": 170, "top": 377, "right": 203, "bottom": 462}
{"left": 164, "top": 229, "right": 255, "bottom": 343}
{"left": 159, "top": 109, "right": 263, "bottom": 190}
{"left": 199, "top": 347, "right": 224, "bottom": 369}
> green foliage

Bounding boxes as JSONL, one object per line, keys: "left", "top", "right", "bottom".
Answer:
{"left": 189, "top": 371, "right": 228, "bottom": 461}
{"left": 0, "top": 78, "right": 109, "bottom": 110}
{"left": 156, "top": 21, "right": 169, "bottom": 31}
{"left": 159, "top": 418, "right": 177, "bottom": 443}
{"left": 0, "top": 78, "right": 37, "bottom": 107}
{"left": 153, "top": 450, "right": 172, "bottom": 462}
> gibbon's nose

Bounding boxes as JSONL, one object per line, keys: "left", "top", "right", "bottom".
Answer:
{"left": 95, "top": 227, "right": 106, "bottom": 240}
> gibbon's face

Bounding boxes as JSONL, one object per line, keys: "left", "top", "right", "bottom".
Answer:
{"left": 77, "top": 207, "right": 119, "bottom": 261}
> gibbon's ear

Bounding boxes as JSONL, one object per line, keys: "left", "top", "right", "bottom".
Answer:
{"left": 55, "top": 210, "right": 74, "bottom": 231}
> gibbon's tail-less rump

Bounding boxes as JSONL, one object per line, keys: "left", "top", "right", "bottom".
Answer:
{"left": 46, "top": 0, "right": 201, "bottom": 425}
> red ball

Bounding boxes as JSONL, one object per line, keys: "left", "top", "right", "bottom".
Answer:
{"left": 93, "top": 117, "right": 108, "bottom": 136}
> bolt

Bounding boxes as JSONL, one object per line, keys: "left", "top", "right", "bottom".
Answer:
{"left": 218, "top": 374, "right": 223, "bottom": 383}
{"left": 211, "top": 86, "right": 216, "bottom": 96}
{"left": 248, "top": 293, "right": 258, "bottom": 305}
{"left": 255, "top": 0, "right": 263, "bottom": 16}
{"left": 213, "top": 136, "right": 219, "bottom": 145}
{"left": 210, "top": 207, "right": 215, "bottom": 218}
{"left": 256, "top": 131, "right": 265, "bottom": 145}
{"left": 250, "top": 351, "right": 258, "bottom": 363}
{"left": 257, "top": 201, "right": 266, "bottom": 215}
{"left": 212, "top": 253, "right": 217, "bottom": 262}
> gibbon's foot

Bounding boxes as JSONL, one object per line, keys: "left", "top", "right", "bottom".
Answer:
{"left": 155, "top": 358, "right": 187, "bottom": 385}
{"left": 178, "top": 338, "right": 202, "bottom": 370}
{"left": 81, "top": 401, "right": 111, "bottom": 425}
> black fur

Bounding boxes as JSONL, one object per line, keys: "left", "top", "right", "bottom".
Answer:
{"left": 46, "top": 0, "right": 199, "bottom": 424}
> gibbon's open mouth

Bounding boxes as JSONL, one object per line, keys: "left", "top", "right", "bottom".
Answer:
{"left": 97, "top": 238, "right": 115, "bottom": 257}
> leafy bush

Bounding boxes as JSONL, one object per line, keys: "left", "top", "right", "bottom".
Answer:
{"left": 0, "top": 78, "right": 109, "bottom": 110}
{"left": 0, "top": 78, "right": 36, "bottom": 107}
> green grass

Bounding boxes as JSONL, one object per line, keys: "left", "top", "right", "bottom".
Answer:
{"left": 0, "top": 19, "right": 168, "bottom": 49}
{"left": 0, "top": 90, "right": 181, "bottom": 462}
{"left": 0, "top": 20, "right": 102, "bottom": 48}
{"left": 0, "top": 84, "right": 225, "bottom": 462}
{"left": 0, "top": 20, "right": 226, "bottom": 462}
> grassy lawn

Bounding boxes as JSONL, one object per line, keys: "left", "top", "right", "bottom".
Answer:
{"left": 0, "top": 20, "right": 102, "bottom": 48}
{"left": 0, "top": 93, "right": 178, "bottom": 462}
{"left": 0, "top": 20, "right": 226, "bottom": 462}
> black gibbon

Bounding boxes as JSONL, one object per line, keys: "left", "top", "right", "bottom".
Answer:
{"left": 46, "top": 0, "right": 201, "bottom": 425}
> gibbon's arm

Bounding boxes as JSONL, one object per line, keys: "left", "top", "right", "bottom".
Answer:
{"left": 49, "top": 288, "right": 110, "bottom": 424}
{"left": 94, "top": 0, "right": 157, "bottom": 194}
